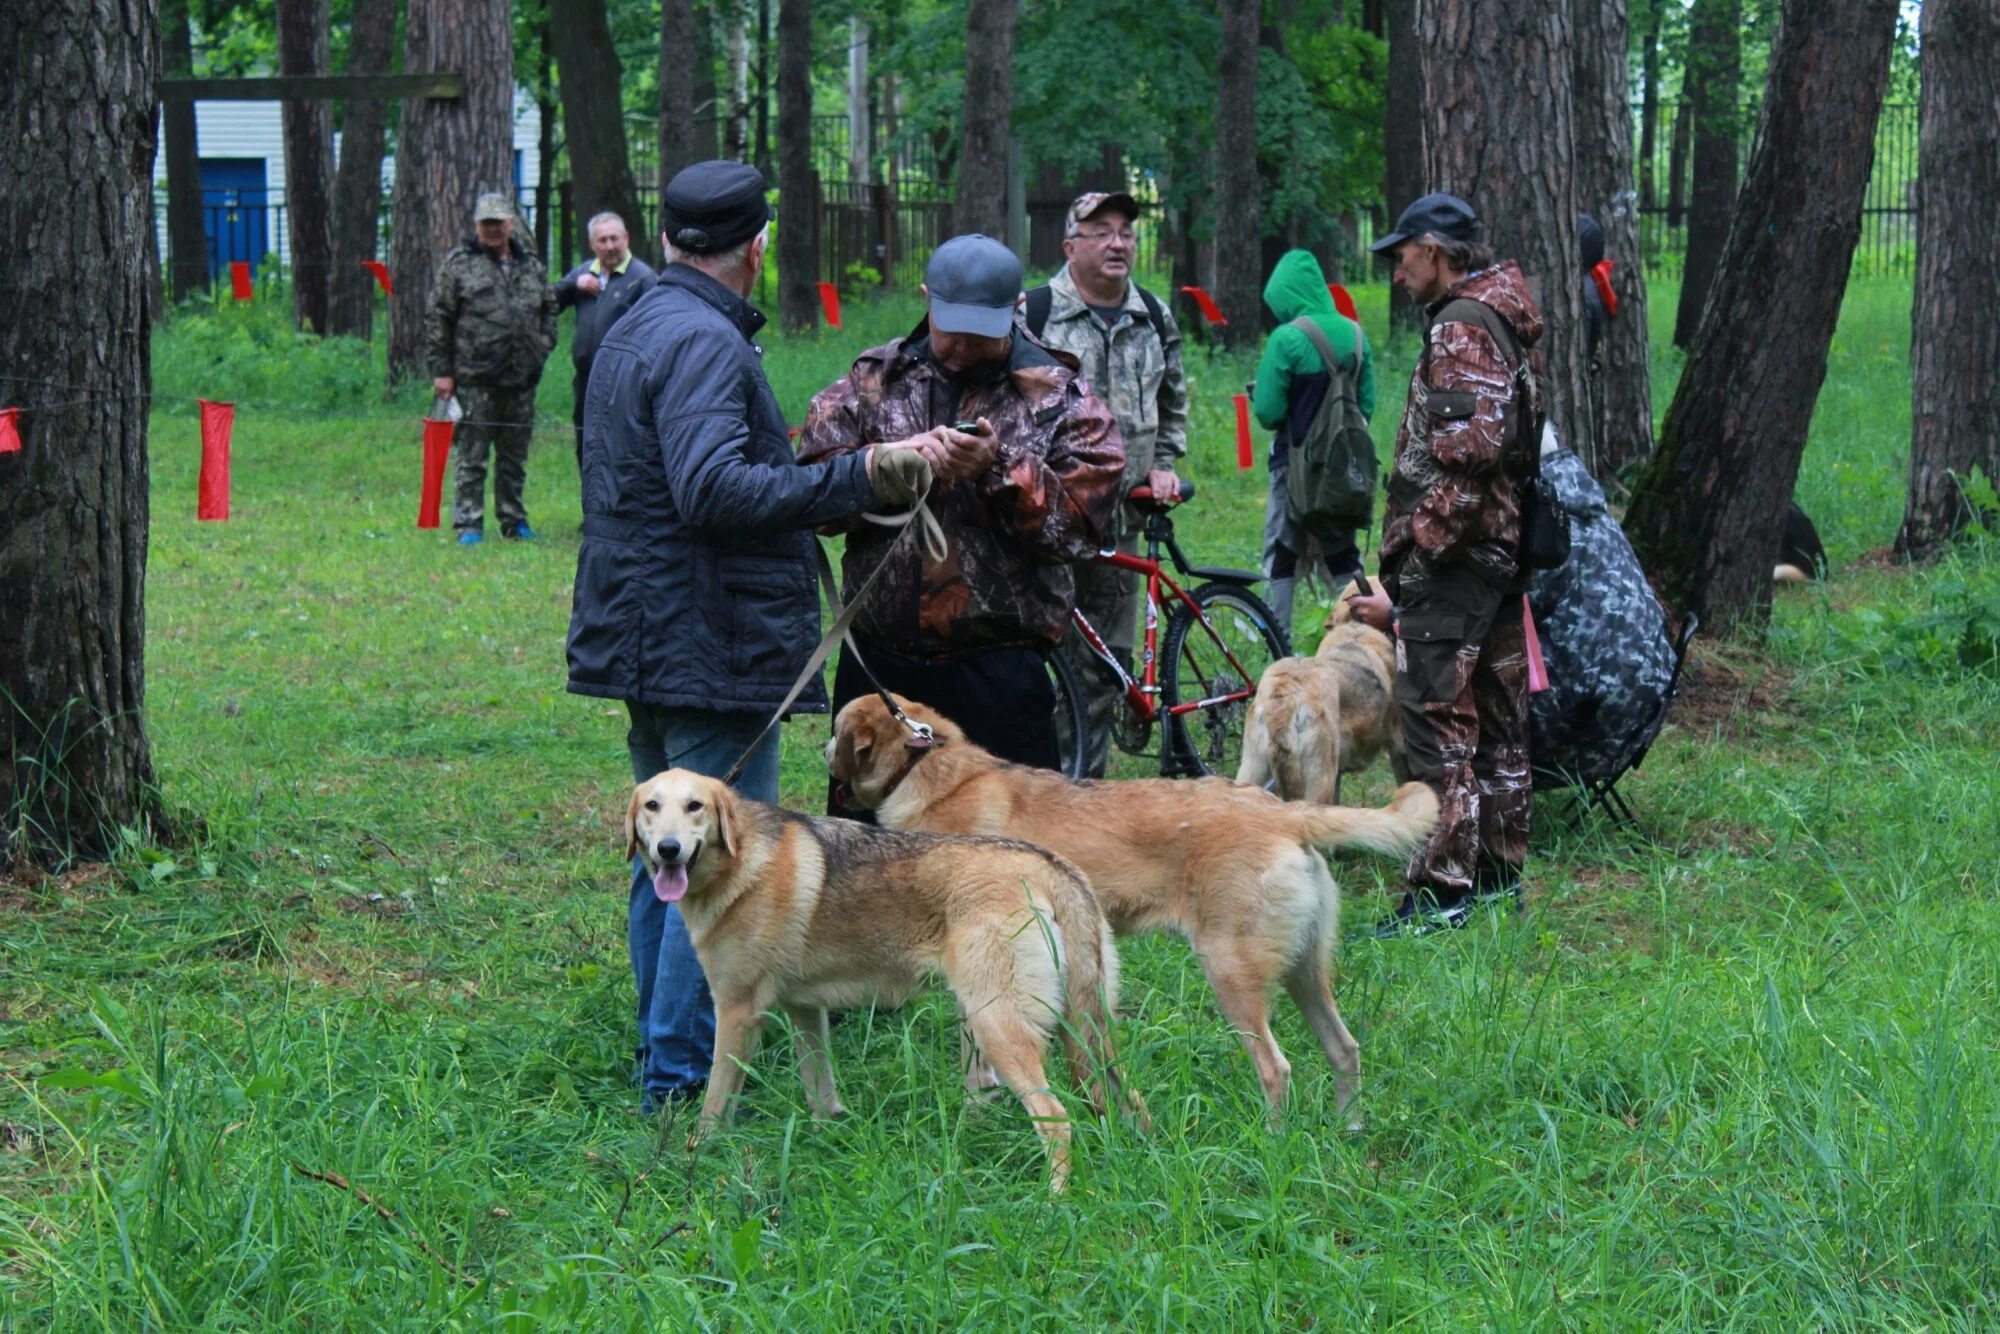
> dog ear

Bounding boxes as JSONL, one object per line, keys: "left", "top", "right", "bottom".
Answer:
{"left": 624, "top": 784, "right": 643, "bottom": 860}
{"left": 712, "top": 780, "right": 738, "bottom": 859}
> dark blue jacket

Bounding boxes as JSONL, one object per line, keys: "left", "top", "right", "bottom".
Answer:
{"left": 566, "top": 264, "right": 877, "bottom": 714}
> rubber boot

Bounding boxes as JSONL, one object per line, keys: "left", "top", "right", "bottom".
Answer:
{"left": 1266, "top": 576, "right": 1297, "bottom": 654}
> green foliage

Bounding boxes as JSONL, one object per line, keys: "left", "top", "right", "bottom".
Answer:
{"left": 8, "top": 279, "right": 2000, "bottom": 1325}
{"left": 151, "top": 295, "right": 412, "bottom": 418}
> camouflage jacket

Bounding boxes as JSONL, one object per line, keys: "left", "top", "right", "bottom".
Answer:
{"left": 1029, "top": 267, "right": 1187, "bottom": 532}
{"left": 426, "top": 234, "right": 559, "bottom": 390}
{"left": 1381, "top": 261, "right": 1545, "bottom": 592}
{"left": 796, "top": 324, "right": 1126, "bottom": 659}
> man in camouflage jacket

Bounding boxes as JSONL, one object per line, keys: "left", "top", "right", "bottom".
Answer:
{"left": 797, "top": 235, "right": 1124, "bottom": 810}
{"left": 427, "top": 193, "right": 559, "bottom": 542}
{"left": 1023, "top": 191, "right": 1189, "bottom": 776}
{"left": 1353, "top": 193, "right": 1544, "bottom": 935}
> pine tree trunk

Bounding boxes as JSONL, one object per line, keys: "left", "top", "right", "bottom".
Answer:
{"left": 725, "top": 11, "right": 749, "bottom": 161}
{"left": 163, "top": 0, "right": 209, "bottom": 301}
{"left": 1212, "top": 0, "right": 1262, "bottom": 350}
{"left": 1, "top": 0, "right": 161, "bottom": 865}
{"left": 660, "top": 0, "right": 702, "bottom": 195}
{"left": 956, "top": 0, "right": 1016, "bottom": 240}
{"left": 1638, "top": 0, "right": 1661, "bottom": 213}
{"left": 1666, "top": 91, "right": 1691, "bottom": 227}
{"left": 278, "top": 0, "right": 335, "bottom": 333}
{"left": 1416, "top": 0, "right": 1593, "bottom": 467}
{"left": 1382, "top": 0, "right": 1424, "bottom": 335}
{"left": 387, "top": 0, "right": 515, "bottom": 385}
{"left": 753, "top": 0, "right": 771, "bottom": 178}
{"left": 1573, "top": 0, "right": 1654, "bottom": 478}
{"left": 1672, "top": 0, "right": 1742, "bottom": 348}
{"left": 536, "top": 13, "right": 556, "bottom": 266}
{"left": 551, "top": 0, "right": 651, "bottom": 267}
{"left": 775, "top": 0, "right": 816, "bottom": 330}
{"left": 1624, "top": 0, "right": 1901, "bottom": 634}
{"left": 327, "top": 0, "right": 397, "bottom": 340}
{"left": 1897, "top": 0, "right": 2000, "bottom": 558}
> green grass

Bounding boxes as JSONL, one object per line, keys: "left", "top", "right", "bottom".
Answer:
{"left": 5, "top": 278, "right": 1999, "bottom": 1328}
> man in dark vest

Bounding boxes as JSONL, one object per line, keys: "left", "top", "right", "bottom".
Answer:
{"left": 555, "top": 211, "right": 656, "bottom": 465}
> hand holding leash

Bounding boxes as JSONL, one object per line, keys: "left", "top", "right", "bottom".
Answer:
{"left": 867, "top": 442, "right": 934, "bottom": 509}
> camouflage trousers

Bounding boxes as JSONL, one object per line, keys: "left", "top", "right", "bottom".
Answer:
{"left": 1055, "top": 531, "right": 1141, "bottom": 778}
{"left": 452, "top": 384, "right": 536, "bottom": 535}
{"left": 1391, "top": 567, "right": 1531, "bottom": 895}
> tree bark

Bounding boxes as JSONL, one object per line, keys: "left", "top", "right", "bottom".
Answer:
{"left": 955, "top": 0, "right": 1016, "bottom": 240}
{"left": 775, "top": 0, "right": 816, "bottom": 330}
{"left": 753, "top": 0, "right": 771, "bottom": 178}
{"left": 387, "top": 0, "right": 515, "bottom": 384}
{"left": 551, "top": 0, "right": 652, "bottom": 268}
{"left": 278, "top": 0, "right": 336, "bottom": 333}
{"left": 1416, "top": 0, "right": 1592, "bottom": 466}
{"left": 1573, "top": 0, "right": 1654, "bottom": 477}
{"left": 1638, "top": 0, "right": 1661, "bottom": 212}
{"left": 1673, "top": 0, "right": 1742, "bottom": 348}
{"left": 1665, "top": 86, "right": 1691, "bottom": 228}
{"left": 1382, "top": 0, "right": 1424, "bottom": 335}
{"left": 1897, "top": 0, "right": 2000, "bottom": 558}
{"left": 725, "top": 7, "right": 750, "bottom": 161}
{"left": 660, "top": 0, "right": 702, "bottom": 201}
{"left": 536, "top": 7, "right": 556, "bottom": 266}
{"left": 1624, "top": 0, "right": 1901, "bottom": 634}
{"left": 163, "top": 0, "right": 209, "bottom": 301}
{"left": 1213, "top": 0, "right": 1262, "bottom": 350}
{"left": 1, "top": 0, "right": 161, "bottom": 865}
{"left": 327, "top": 0, "right": 398, "bottom": 340}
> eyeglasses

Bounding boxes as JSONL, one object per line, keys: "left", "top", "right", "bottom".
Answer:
{"left": 1072, "top": 228, "right": 1137, "bottom": 244}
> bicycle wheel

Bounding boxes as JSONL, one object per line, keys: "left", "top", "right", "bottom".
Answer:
{"left": 1042, "top": 646, "right": 1091, "bottom": 781}
{"left": 1159, "top": 582, "right": 1288, "bottom": 779}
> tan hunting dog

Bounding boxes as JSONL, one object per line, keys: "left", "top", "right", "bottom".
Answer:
{"left": 1238, "top": 582, "right": 1405, "bottom": 805}
{"left": 626, "top": 768, "right": 1146, "bottom": 1192}
{"left": 827, "top": 697, "right": 1439, "bottom": 1123}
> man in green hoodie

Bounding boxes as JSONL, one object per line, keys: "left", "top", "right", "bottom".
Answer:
{"left": 1252, "top": 249, "right": 1375, "bottom": 640}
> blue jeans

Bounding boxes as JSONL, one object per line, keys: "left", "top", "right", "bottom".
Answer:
{"left": 626, "top": 703, "right": 780, "bottom": 1104}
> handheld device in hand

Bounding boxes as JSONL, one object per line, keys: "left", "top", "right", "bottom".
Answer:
{"left": 1353, "top": 573, "right": 1374, "bottom": 597}
{"left": 950, "top": 420, "right": 984, "bottom": 434}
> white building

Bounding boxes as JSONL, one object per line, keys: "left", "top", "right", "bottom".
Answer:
{"left": 154, "top": 93, "right": 545, "bottom": 278}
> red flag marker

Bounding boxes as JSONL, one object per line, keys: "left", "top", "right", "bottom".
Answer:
{"left": 1327, "top": 283, "right": 1360, "bottom": 324}
{"left": 1232, "top": 393, "right": 1254, "bottom": 471}
{"left": 363, "top": 259, "right": 394, "bottom": 296}
{"left": 419, "top": 417, "right": 453, "bottom": 529}
{"left": 1590, "top": 259, "right": 1618, "bottom": 318}
{"left": 1179, "top": 286, "right": 1227, "bottom": 325}
{"left": 229, "top": 261, "right": 253, "bottom": 301}
{"left": 816, "top": 281, "right": 842, "bottom": 329}
{"left": 1523, "top": 597, "right": 1550, "bottom": 693}
{"left": 0, "top": 406, "right": 20, "bottom": 455}
{"left": 197, "top": 399, "right": 234, "bottom": 520}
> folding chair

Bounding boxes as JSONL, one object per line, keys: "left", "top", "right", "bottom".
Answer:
{"left": 1545, "top": 612, "right": 1700, "bottom": 831}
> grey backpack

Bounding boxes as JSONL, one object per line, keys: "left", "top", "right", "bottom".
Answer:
{"left": 1283, "top": 316, "right": 1379, "bottom": 540}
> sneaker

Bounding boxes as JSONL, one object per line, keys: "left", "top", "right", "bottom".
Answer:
{"left": 1368, "top": 890, "right": 1474, "bottom": 939}
{"left": 456, "top": 530, "right": 484, "bottom": 546}
{"left": 503, "top": 524, "right": 538, "bottom": 542}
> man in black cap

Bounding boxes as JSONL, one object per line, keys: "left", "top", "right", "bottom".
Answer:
{"left": 567, "top": 160, "right": 935, "bottom": 1109}
{"left": 1347, "top": 191, "right": 1546, "bottom": 935}
{"left": 797, "top": 233, "right": 1125, "bottom": 810}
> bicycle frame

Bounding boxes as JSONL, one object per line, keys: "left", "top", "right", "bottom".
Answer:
{"left": 1070, "top": 546, "right": 1264, "bottom": 724}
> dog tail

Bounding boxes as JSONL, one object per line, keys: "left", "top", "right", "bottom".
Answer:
{"left": 1291, "top": 781, "right": 1439, "bottom": 860}
{"left": 1045, "top": 858, "right": 1151, "bottom": 1134}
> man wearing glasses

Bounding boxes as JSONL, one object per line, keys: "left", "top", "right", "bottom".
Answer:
{"left": 1023, "top": 191, "right": 1189, "bottom": 777}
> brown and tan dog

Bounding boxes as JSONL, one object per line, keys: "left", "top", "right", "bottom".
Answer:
{"left": 1237, "top": 583, "right": 1404, "bottom": 805}
{"left": 827, "top": 697, "right": 1439, "bottom": 1122}
{"left": 626, "top": 769, "right": 1146, "bottom": 1192}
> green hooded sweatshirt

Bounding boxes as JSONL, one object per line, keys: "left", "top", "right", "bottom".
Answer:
{"left": 1251, "top": 250, "right": 1374, "bottom": 459}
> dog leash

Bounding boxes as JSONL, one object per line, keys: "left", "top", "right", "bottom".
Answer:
{"left": 719, "top": 483, "right": 947, "bottom": 785}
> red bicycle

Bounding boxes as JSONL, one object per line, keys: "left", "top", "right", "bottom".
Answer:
{"left": 1048, "top": 481, "right": 1289, "bottom": 780}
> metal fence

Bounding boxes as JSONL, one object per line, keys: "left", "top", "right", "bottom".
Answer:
{"left": 1632, "top": 99, "right": 1917, "bottom": 277}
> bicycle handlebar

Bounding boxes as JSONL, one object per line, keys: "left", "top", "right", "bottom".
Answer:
{"left": 1127, "top": 479, "right": 1196, "bottom": 508}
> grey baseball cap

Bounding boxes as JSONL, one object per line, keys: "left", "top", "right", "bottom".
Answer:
{"left": 925, "top": 234, "right": 1023, "bottom": 338}
{"left": 1371, "top": 192, "right": 1479, "bottom": 255}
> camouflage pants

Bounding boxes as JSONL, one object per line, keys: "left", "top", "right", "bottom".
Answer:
{"left": 1055, "top": 530, "right": 1141, "bottom": 778}
{"left": 1392, "top": 567, "right": 1531, "bottom": 895}
{"left": 452, "top": 385, "right": 536, "bottom": 534}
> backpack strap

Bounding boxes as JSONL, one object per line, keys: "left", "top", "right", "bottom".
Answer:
{"left": 1291, "top": 315, "right": 1345, "bottom": 377}
{"left": 1135, "top": 283, "right": 1168, "bottom": 338}
{"left": 1023, "top": 284, "right": 1054, "bottom": 339}
{"left": 1428, "top": 296, "right": 1542, "bottom": 474}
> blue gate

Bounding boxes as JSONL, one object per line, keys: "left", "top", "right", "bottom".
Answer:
{"left": 199, "top": 158, "right": 270, "bottom": 281}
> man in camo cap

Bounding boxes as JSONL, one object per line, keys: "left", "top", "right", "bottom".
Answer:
{"left": 427, "top": 192, "right": 559, "bottom": 544}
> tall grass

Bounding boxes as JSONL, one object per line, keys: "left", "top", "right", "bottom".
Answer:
{"left": 2, "top": 277, "right": 1996, "bottom": 1327}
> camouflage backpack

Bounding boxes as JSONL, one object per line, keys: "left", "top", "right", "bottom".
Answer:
{"left": 1283, "top": 316, "right": 1379, "bottom": 541}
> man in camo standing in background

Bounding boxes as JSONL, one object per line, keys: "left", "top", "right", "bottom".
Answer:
{"left": 1022, "top": 191, "right": 1188, "bottom": 777}
{"left": 427, "top": 192, "right": 559, "bottom": 544}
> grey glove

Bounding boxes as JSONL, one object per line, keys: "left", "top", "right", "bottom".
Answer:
{"left": 869, "top": 445, "right": 932, "bottom": 509}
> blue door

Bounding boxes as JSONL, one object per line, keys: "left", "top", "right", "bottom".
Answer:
{"left": 199, "top": 158, "right": 270, "bottom": 281}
